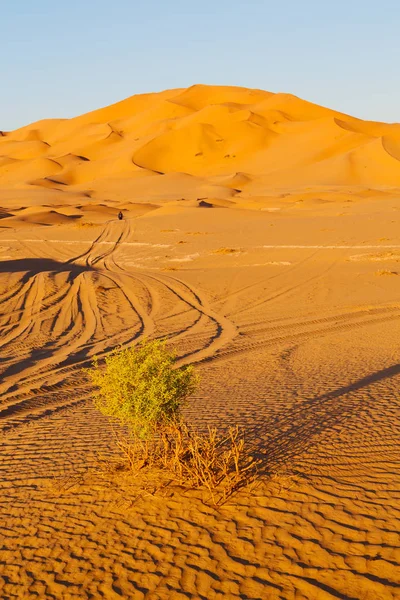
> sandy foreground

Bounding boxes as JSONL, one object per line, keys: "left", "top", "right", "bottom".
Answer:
{"left": 1, "top": 86, "right": 400, "bottom": 599}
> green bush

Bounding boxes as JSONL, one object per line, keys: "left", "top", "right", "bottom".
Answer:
{"left": 87, "top": 339, "right": 198, "bottom": 438}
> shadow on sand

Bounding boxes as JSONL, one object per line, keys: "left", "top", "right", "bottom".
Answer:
{"left": 247, "top": 362, "right": 400, "bottom": 476}
{"left": 0, "top": 258, "right": 92, "bottom": 276}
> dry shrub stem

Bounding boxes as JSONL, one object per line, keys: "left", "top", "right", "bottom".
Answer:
{"left": 114, "top": 423, "right": 260, "bottom": 506}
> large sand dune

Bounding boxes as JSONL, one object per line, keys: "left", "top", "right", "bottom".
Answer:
{"left": 1, "top": 86, "right": 400, "bottom": 599}
{"left": 2, "top": 84, "right": 400, "bottom": 205}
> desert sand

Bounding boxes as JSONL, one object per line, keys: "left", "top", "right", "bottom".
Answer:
{"left": 1, "top": 84, "right": 400, "bottom": 599}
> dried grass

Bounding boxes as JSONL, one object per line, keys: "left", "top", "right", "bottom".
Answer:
{"left": 75, "top": 221, "right": 100, "bottom": 228}
{"left": 376, "top": 269, "right": 398, "bottom": 276}
{"left": 213, "top": 247, "right": 241, "bottom": 255}
{"left": 111, "top": 423, "right": 261, "bottom": 506}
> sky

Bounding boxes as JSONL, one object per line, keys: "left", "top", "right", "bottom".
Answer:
{"left": 2, "top": 0, "right": 400, "bottom": 129}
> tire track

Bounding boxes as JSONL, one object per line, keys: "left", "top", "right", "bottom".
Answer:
{"left": 202, "top": 304, "right": 400, "bottom": 365}
{"left": 0, "top": 219, "right": 236, "bottom": 431}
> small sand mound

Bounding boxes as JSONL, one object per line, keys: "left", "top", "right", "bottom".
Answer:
{"left": 3, "top": 210, "right": 80, "bottom": 227}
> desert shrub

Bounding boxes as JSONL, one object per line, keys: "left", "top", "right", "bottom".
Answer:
{"left": 88, "top": 340, "right": 260, "bottom": 505}
{"left": 87, "top": 339, "right": 198, "bottom": 438}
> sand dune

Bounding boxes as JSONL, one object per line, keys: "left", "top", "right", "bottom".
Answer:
{"left": 2, "top": 84, "right": 400, "bottom": 205}
{"left": 1, "top": 86, "right": 400, "bottom": 599}
{"left": 2, "top": 84, "right": 400, "bottom": 231}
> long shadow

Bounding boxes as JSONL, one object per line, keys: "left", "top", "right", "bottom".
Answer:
{"left": 247, "top": 362, "right": 400, "bottom": 476}
{"left": 0, "top": 258, "right": 92, "bottom": 276}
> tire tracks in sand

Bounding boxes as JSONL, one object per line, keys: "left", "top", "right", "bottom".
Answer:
{"left": 0, "top": 220, "right": 236, "bottom": 431}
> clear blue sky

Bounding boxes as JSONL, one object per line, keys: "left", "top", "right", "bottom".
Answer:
{"left": 2, "top": 0, "right": 399, "bottom": 130}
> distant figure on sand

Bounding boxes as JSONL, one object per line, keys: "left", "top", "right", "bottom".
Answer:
{"left": 118, "top": 211, "right": 123, "bottom": 220}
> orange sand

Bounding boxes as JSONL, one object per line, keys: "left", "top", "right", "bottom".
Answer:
{"left": 1, "top": 85, "right": 400, "bottom": 599}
